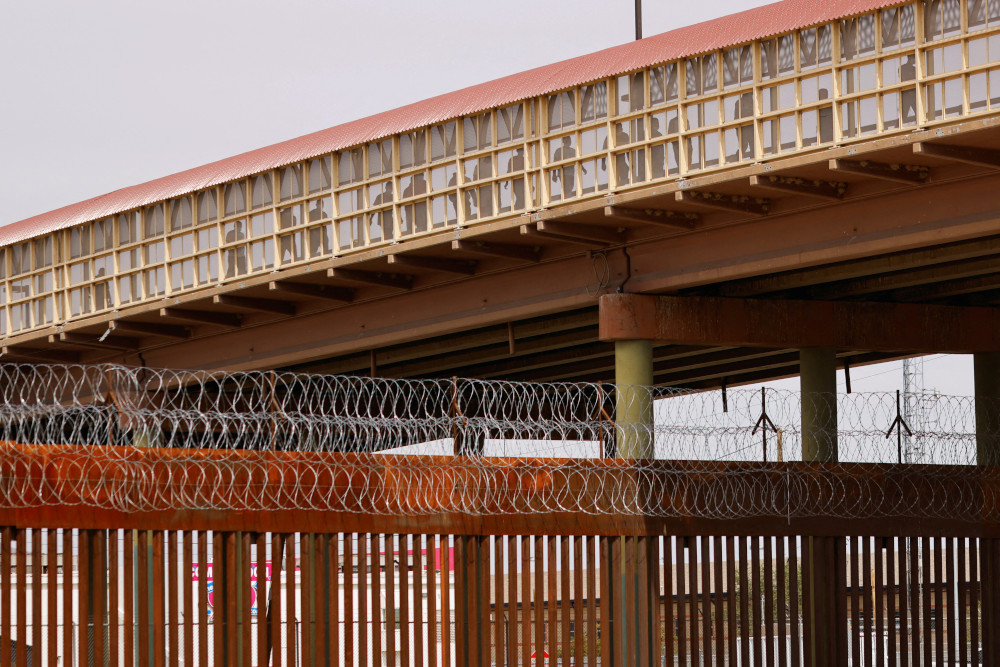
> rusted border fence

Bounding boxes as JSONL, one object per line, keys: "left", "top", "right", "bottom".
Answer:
{"left": 1, "top": 530, "right": 997, "bottom": 666}
{"left": 1, "top": 442, "right": 999, "bottom": 666}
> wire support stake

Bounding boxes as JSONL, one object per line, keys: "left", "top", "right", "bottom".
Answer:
{"left": 751, "top": 386, "right": 779, "bottom": 463}
{"left": 886, "top": 388, "right": 914, "bottom": 465}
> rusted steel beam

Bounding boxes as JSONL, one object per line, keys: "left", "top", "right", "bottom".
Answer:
{"left": 451, "top": 239, "right": 541, "bottom": 262}
{"left": 387, "top": 253, "right": 478, "bottom": 275}
{"left": 1, "top": 441, "right": 998, "bottom": 538}
{"left": 716, "top": 236, "right": 1000, "bottom": 298}
{"left": 268, "top": 280, "right": 354, "bottom": 302}
{"left": 674, "top": 190, "right": 770, "bottom": 215}
{"left": 523, "top": 220, "right": 624, "bottom": 245}
{"left": 54, "top": 332, "right": 141, "bottom": 351}
{"left": 110, "top": 320, "right": 190, "bottom": 339}
{"left": 604, "top": 205, "right": 700, "bottom": 229}
{"left": 888, "top": 271, "right": 1000, "bottom": 302}
{"left": 913, "top": 142, "right": 1000, "bottom": 169}
{"left": 748, "top": 175, "right": 846, "bottom": 200}
{"left": 213, "top": 294, "right": 297, "bottom": 316}
{"left": 598, "top": 292, "right": 1000, "bottom": 353}
{"left": 159, "top": 308, "right": 242, "bottom": 328}
{"left": 804, "top": 254, "right": 1000, "bottom": 300}
{"left": 326, "top": 267, "right": 414, "bottom": 290}
{"left": 828, "top": 158, "right": 928, "bottom": 183}
{"left": 0, "top": 346, "right": 81, "bottom": 364}
{"left": 387, "top": 327, "right": 602, "bottom": 379}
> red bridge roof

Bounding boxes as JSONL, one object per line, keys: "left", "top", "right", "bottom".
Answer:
{"left": 1, "top": 0, "right": 902, "bottom": 246}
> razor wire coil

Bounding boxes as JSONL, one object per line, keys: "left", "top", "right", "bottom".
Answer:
{"left": 0, "top": 362, "right": 995, "bottom": 521}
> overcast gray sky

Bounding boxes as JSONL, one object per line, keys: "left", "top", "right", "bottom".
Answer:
{"left": 0, "top": 0, "right": 785, "bottom": 226}
{"left": 0, "top": 0, "right": 975, "bottom": 395}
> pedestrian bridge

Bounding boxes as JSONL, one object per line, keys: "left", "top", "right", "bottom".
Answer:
{"left": 4, "top": 0, "right": 1000, "bottom": 385}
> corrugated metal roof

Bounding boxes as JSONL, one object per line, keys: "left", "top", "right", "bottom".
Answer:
{"left": 0, "top": 0, "right": 906, "bottom": 246}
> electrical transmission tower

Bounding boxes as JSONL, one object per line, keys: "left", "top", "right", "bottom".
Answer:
{"left": 902, "top": 356, "right": 925, "bottom": 464}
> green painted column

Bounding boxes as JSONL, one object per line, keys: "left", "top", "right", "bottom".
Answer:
{"left": 800, "top": 347, "right": 842, "bottom": 666}
{"left": 615, "top": 339, "right": 654, "bottom": 459}
{"left": 975, "top": 352, "right": 1000, "bottom": 466}
{"left": 613, "top": 338, "right": 657, "bottom": 663}
{"left": 800, "top": 347, "right": 838, "bottom": 463}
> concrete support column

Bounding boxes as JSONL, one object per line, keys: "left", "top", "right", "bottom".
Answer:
{"left": 974, "top": 352, "right": 1000, "bottom": 466}
{"left": 612, "top": 338, "right": 656, "bottom": 664}
{"left": 800, "top": 347, "right": 843, "bottom": 666}
{"left": 615, "top": 339, "right": 654, "bottom": 459}
{"left": 800, "top": 347, "right": 838, "bottom": 463}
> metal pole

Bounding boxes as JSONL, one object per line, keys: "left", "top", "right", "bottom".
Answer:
{"left": 614, "top": 339, "right": 654, "bottom": 459}
{"left": 897, "top": 390, "right": 903, "bottom": 464}
{"left": 762, "top": 387, "right": 768, "bottom": 463}
{"left": 613, "top": 337, "right": 654, "bottom": 663}
{"left": 635, "top": 0, "right": 642, "bottom": 40}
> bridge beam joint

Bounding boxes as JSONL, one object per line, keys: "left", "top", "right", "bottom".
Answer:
{"left": 598, "top": 293, "right": 1000, "bottom": 353}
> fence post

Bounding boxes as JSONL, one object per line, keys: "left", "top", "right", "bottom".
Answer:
{"left": 90, "top": 530, "right": 108, "bottom": 667}
{"left": 802, "top": 535, "right": 847, "bottom": 667}
{"left": 454, "top": 535, "right": 484, "bottom": 666}
{"left": 600, "top": 536, "right": 618, "bottom": 665}
{"left": 211, "top": 531, "right": 232, "bottom": 666}
{"left": 452, "top": 378, "right": 485, "bottom": 457}
{"left": 984, "top": 538, "right": 1000, "bottom": 665}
